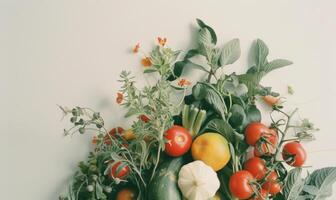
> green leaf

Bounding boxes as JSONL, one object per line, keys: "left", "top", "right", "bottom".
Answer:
{"left": 245, "top": 105, "right": 261, "bottom": 123}
{"left": 193, "top": 82, "right": 227, "bottom": 119}
{"left": 198, "top": 28, "right": 212, "bottom": 47}
{"left": 228, "top": 104, "right": 246, "bottom": 128}
{"left": 204, "top": 118, "right": 235, "bottom": 142}
{"left": 282, "top": 168, "right": 306, "bottom": 200}
{"left": 95, "top": 183, "right": 106, "bottom": 199}
{"left": 219, "top": 39, "right": 241, "bottom": 66}
{"left": 124, "top": 108, "right": 138, "bottom": 117}
{"left": 144, "top": 68, "right": 157, "bottom": 73}
{"left": 196, "top": 18, "right": 217, "bottom": 44}
{"left": 256, "top": 39, "right": 269, "bottom": 69}
{"left": 185, "top": 49, "right": 199, "bottom": 59}
{"left": 167, "top": 61, "right": 186, "bottom": 81}
{"left": 264, "top": 59, "right": 293, "bottom": 73}
{"left": 238, "top": 73, "right": 264, "bottom": 96}
{"left": 308, "top": 167, "right": 336, "bottom": 200}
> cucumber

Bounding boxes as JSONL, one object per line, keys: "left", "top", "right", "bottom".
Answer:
{"left": 147, "top": 157, "right": 186, "bottom": 200}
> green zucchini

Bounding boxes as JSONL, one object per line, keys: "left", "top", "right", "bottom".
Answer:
{"left": 147, "top": 157, "right": 186, "bottom": 200}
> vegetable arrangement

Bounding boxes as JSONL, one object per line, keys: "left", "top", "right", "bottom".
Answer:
{"left": 59, "top": 19, "right": 336, "bottom": 200}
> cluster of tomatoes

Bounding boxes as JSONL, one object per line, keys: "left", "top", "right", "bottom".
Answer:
{"left": 229, "top": 122, "right": 307, "bottom": 200}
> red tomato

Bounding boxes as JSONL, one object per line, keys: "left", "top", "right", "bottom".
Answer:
{"left": 249, "top": 188, "right": 267, "bottom": 200}
{"left": 164, "top": 125, "right": 192, "bottom": 157}
{"left": 265, "top": 171, "right": 278, "bottom": 182}
{"left": 243, "top": 157, "right": 267, "bottom": 180}
{"left": 254, "top": 128, "right": 278, "bottom": 157}
{"left": 110, "top": 161, "right": 130, "bottom": 179}
{"left": 245, "top": 123, "right": 270, "bottom": 146}
{"left": 139, "top": 115, "right": 150, "bottom": 123}
{"left": 262, "top": 181, "right": 282, "bottom": 195}
{"left": 104, "top": 127, "right": 124, "bottom": 145}
{"left": 229, "top": 170, "right": 255, "bottom": 199}
{"left": 282, "top": 142, "right": 307, "bottom": 167}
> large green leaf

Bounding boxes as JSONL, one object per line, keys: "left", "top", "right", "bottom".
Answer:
{"left": 192, "top": 82, "right": 227, "bottom": 119}
{"left": 219, "top": 39, "right": 241, "bottom": 66}
{"left": 308, "top": 167, "right": 336, "bottom": 200}
{"left": 196, "top": 18, "right": 217, "bottom": 44}
{"left": 282, "top": 168, "right": 306, "bottom": 200}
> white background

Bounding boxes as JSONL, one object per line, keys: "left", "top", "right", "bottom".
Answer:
{"left": 1, "top": 0, "right": 336, "bottom": 199}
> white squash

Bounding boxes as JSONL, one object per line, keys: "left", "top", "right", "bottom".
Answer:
{"left": 178, "top": 160, "right": 220, "bottom": 200}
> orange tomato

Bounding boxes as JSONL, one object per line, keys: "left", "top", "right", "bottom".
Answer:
{"left": 262, "top": 95, "right": 279, "bottom": 106}
{"left": 191, "top": 132, "right": 231, "bottom": 171}
{"left": 116, "top": 188, "right": 137, "bottom": 200}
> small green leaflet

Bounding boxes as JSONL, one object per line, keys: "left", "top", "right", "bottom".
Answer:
{"left": 256, "top": 39, "right": 269, "bottom": 69}
{"left": 263, "top": 59, "right": 293, "bottom": 74}
{"left": 219, "top": 39, "right": 241, "bottom": 66}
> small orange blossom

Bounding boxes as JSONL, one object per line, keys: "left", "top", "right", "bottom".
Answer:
{"left": 116, "top": 92, "right": 124, "bottom": 104}
{"left": 141, "top": 57, "right": 152, "bottom": 67}
{"left": 133, "top": 43, "right": 140, "bottom": 53}
{"left": 158, "top": 37, "right": 167, "bottom": 46}
{"left": 178, "top": 78, "right": 191, "bottom": 87}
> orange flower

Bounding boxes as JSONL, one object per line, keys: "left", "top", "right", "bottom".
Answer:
{"left": 158, "top": 37, "right": 167, "bottom": 46}
{"left": 133, "top": 43, "right": 140, "bottom": 53}
{"left": 141, "top": 57, "right": 152, "bottom": 67}
{"left": 116, "top": 92, "right": 124, "bottom": 104}
{"left": 178, "top": 78, "right": 191, "bottom": 87}
{"left": 92, "top": 135, "right": 98, "bottom": 144}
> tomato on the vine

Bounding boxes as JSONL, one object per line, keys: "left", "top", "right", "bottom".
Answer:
{"left": 245, "top": 122, "right": 270, "bottom": 146}
{"left": 243, "top": 157, "right": 267, "bottom": 180}
{"left": 254, "top": 128, "right": 278, "bottom": 157}
{"left": 104, "top": 127, "right": 124, "bottom": 145}
{"left": 229, "top": 170, "right": 255, "bottom": 199}
{"left": 116, "top": 188, "right": 137, "bottom": 200}
{"left": 164, "top": 125, "right": 192, "bottom": 157}
{"left": 265, "top": 171, "right": 278, "bottom": 182}
{"left": 262, "top": 181, "right": 282, "bottom": 195}
{"left": 282, "top": 141, "right": 307, "bottom": 167}
{"left": 110, "top": 161, "right": 130, "bottom": 179}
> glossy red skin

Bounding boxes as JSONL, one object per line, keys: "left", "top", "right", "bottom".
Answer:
{"left": 243, "top": 157, "right": 267, "bottom": 180}
{"left": 249, "top": 189, "right": 267, "bottom": 200}
{"left": 164, "top": 125, "right": 192, "bottom": 157}
{"left": 265, "top": 171, "right": 278, "bottom": 182}
{"left": 104, "top": 127, "right": 124, "bottom": 145}
{"left": 262, "top": 181, "right": 282, "bottom": 195}
{"left": 245, "top": 123, "right": 270, "bottom": 146}
{"left": 282, "top": 142, "right": 307, "bottom": 167}
{"left": 254, "top": 129, "right": 278, "bottom": 157}
{"left": 110, "top": 161, "right": 130, "bottom": 179}
{"left": 229, "top": 170, "right": 255, "bottom": 199}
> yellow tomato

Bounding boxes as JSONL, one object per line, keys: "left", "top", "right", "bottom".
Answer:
{"left": 191, "top": 132, "right": 231, "bottom": 171}
{"left": 122, "top": 129, "right": 136, "bottom": 141}
{"left": 116, "top": 188, "right": 137, "bottom": 200}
